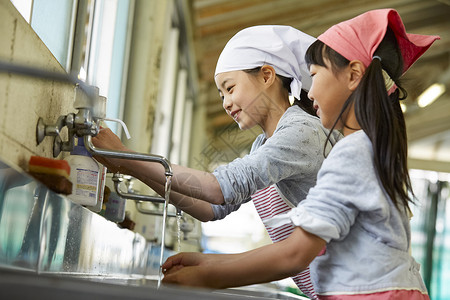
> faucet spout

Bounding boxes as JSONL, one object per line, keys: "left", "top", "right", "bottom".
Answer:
{"left": 111, "top": 173, "right": 165, "bottom": 204}
{"left": 83, "top": 136, "right": 173, "bottom": 176}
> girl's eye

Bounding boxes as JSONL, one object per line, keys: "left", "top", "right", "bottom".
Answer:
{"left": 226, "top": 86, "right": 234, "bottom": 92}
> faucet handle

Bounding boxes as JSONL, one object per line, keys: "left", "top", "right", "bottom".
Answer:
{"left": 36, "top": 117, "right": 63, "bottom": 144}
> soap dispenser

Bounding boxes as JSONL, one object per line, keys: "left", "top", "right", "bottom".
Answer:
{"left": 65, "top": 137, "right": 99, "bottom": 206}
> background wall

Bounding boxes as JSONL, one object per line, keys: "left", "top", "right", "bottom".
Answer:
{"left": 0, "top": 0, "right": 75, "bottom": 169}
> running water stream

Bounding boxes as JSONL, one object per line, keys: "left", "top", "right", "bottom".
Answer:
{"left": 176, "top": 212, "right": 182, "bottom": 252}
{"left": 157, "top": 175, "right": 172, "bottom": 288}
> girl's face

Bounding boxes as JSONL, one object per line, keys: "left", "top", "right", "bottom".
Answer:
{"left": 215, "top": 70, "right": 267, "bottom": 130}
{"left": 308, "top": 60, "right": 353, "bottom": 131}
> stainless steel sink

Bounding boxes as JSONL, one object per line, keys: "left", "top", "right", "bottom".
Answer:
{"left": 0, "top": 153, "right": 309, "bottom": 300}
{"left": 0, "top": 268, "right": 309, "bottom": 300}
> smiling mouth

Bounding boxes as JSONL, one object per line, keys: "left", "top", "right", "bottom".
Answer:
{"left": 313, "top": 103, "right": 320, "bottom": 117}
{"left": 230, "top": 110, "right": 241, "bottom": 121}
{"left": 313, "top": 101, "right": 319, "bottom": 111}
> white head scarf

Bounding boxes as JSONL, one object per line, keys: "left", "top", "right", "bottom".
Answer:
{"left": 214, "top": 25, "right": 316, "bottom": 99}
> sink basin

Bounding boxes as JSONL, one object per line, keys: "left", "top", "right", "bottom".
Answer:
{"left": 0, "top": 159, "right": 309, "bottom": 300}
{"left": 0, "top": 268, "right": 308, "bottom": 300}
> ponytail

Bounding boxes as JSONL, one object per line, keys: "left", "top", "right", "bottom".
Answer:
{"left": 354, "top": 28, "right": 413, "bottom": 210}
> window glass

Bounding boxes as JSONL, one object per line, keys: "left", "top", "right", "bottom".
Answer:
{"left": 11, "top": 0, "right": 75, "bottom": 70}
{"left": 10, "top": 0, "right": 32, "bottom": 23}
{"left": 87, "top": 0, "right": 132, "bottom": 135}
{"left": 31, "top": 0, "right": 76, "bottom": 70}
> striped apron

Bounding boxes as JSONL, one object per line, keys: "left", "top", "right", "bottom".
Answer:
{"left": 252, "top": 185, "right": 318, "bottom": 300}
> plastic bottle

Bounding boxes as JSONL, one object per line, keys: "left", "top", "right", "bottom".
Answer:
{"left": 104, "top": 191, "right": 126, "bottom": 222}
{"left": 65, "top": 137, "right": 99, "bottom": 206}
{"left": 87, "top": 119, "right": 107, "bottom": 212}
{"left": 87, "top": 163, "right": 107, "bottom": 212}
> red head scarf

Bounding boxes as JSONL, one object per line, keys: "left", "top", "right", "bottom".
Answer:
{"left": 318, "top": 9, "right": 440, "bottom": 74}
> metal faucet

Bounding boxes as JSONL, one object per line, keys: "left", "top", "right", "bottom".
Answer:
{"left": 36, "top": 85, "right": 100, "bottom": 157}
{"left": 36, "top": 107, "right": 96, "bottom": 157}
{"left": 111, "top": 173, "right": 180, "bottom": 217}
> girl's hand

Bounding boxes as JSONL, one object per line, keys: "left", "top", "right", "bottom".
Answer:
{"left": 163, "top": 228, "right": 325, "bottom": 289}
{"left": 92, "top": 128, "right": 129, "bottom": 152}
{"left": 162, "top": 252, "right": 217, "bottom": 288}
{"left": 162, "top": 252, "right": 207, "bottom": 273}
{"left": 162, "top": 265, "right": 211, "bottom": 288}
{"left": 91, "top": 128, "right": 133, "bottom": 173}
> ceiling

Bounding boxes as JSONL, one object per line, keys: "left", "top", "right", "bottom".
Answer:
{"left": 189, "top": 0, "right": 450, "bottom": 171}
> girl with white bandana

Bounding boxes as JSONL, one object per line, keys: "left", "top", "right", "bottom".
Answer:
{"left": 93, "top": 25, "right": 338, "bottom": 298}
{"left": 162, "top": 9, "right": 439, "bottom": 300}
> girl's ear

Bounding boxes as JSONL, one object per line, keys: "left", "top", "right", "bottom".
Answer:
{"left": 260, "top": 65, "right": 277, "bottom": 85}
{"left": 348, "top": 60, "right": 366, "bottom": 91}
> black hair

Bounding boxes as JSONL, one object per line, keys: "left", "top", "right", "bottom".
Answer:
{"left": 305, "top": 28, "right": 414, "bottom": 211}
{"left": 243, "top": 67, "right": 316, "bottom": 116}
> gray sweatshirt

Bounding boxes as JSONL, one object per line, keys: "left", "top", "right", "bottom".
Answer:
{"left": 211, "top": 105, "right": 341, "bottom": 220}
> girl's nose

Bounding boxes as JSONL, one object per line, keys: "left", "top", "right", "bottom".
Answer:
{"left": 307, "top": 89, "right": 314, "bottom": 101}
{"left": 223, "top": 95, "right": 232, "bottom": 111}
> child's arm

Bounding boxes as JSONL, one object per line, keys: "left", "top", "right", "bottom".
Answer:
{"left": 162, "top": 226, "right": 325, "bottom": 289}
{"left": 92, "top": 128, "right": 225, "bottom": 216}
